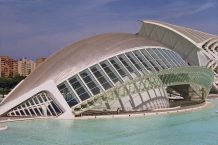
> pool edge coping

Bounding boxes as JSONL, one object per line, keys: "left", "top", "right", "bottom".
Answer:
{"left": 74, "top": 101, "right": 213, "bottom": 120}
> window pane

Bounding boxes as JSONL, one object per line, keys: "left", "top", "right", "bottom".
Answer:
{"left": 91, "top": 66, "right": 112, "bottom": 90}
{"left": 69, "top": 76, "right": 91, "bottom": 101}
{"left": 80, "top": 70, "right": 101, "bottom": 95}
{"left": 57, "top": 83, "right": 79, "bottom": 107}
{"left": 100, "top": 62, "right": 120, "bottom": 84}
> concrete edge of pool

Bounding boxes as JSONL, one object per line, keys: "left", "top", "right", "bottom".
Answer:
{"left": 75, "top": 101, "right": 213, "bottom": 120}
{"left": 0, "top": 100, "right": 215, "bottom": 123}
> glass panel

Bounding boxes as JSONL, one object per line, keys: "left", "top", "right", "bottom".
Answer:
{"left": 153, "top": 48, "right": 171, "bottom": 68}
{"left": 15, "top": 111, "right": 20, "bottom": 116}
{"left": 69, "top": 76, "right": 91, "bottom": 101}
{"left": 100, "top": 61, "right": 120, "bottom": 84}
{"left": 24, "top": 110, "right": 30, "bottom": 116}
{"left": 90, "top": 66, "right": 112, "bottom": 90}
{"left": 165, "top": 50, "right": 182, "bottom": 66}
{"left": 80, "top": 70, "right": 101, "bottom": 95}
{"left": 19, "top": 110, "right": 25, "bottom": 115}
{"left": 160, "top": 49, "right": 179, "bottom": 67}
{"left": 38, "top": 96, "right": 43, "bottom": 103}
{"left": 118, "top": 55, "right": 139, "bottom": 77}
{"left": 109, "top": 58, "right": 127, "bottom": 78}
{"left": 111, "top": 57, "right": 133, "bottom": 80}
{"left": 172, "top": 51, "right": 187, "bottom": 65}
{"left": 146, "top": 48, "right": 167, "bottom": 69}
{"left": 29, "top": 108, "right": 35, "bottom": 115}
{"left": 133, "top": 50, "right": 155, "bottom": 72}
{"left": 140, "top": 49, "right": 161, "bottom": 71}
{"left": 57, "top": 82, "right": 79, "bottom": 107}
{"left": 125, "top": 52, "right": 143, "bottom": 71}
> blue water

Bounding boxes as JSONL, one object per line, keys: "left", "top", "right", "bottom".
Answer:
{"left": 1, "top": 100, "right": 218, "bottom": 145}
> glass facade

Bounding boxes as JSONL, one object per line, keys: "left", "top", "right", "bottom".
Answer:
{"left": 7, "top": 92, "right": 62, "bottom": 117}
{"left": 57, "top": 47, "right": 188, "bottom": 108}
{"left": 57, "top": 82, "right": 79, "bottom": 107}
{"left": 68, "top": 76, "right": 91, "bottom": 101}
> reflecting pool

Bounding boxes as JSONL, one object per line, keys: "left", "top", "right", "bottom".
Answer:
{"left": 1, "top": 99, "right": 218, "bottom": 145}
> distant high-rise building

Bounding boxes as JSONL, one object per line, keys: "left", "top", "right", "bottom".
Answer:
{"left": 0, "top": 56, "right": 18, "bottom": 77}
{"left": 35, "top": 57, "right": 46, "bottom": 68}
{"left": 18, "top": 58, "right": 36, "bottom": 76}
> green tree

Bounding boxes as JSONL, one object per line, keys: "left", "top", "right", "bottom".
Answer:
{"left": 0, "top": 75, "right": 26, "bottom": 97}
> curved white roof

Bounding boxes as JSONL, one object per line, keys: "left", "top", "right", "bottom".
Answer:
{"left": 3, "top": 21, "right": 218, "bottom": 106}
{"left": 1, "top": 33, "right": 166, "bottom": 105}
{"left": 141, "top": 20, "right": 217, "bottom": 44}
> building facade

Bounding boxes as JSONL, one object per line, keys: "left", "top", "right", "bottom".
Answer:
{"left": 18, "top": 58, "right": 36, "bottom": 77}
{"left": 0, "top": 21, "right": 215, "bottom": 119}
{"left": 139, "top": 20, "right": 218, "bottom": 92}
{"left": 0, "top": 56, "right": 18, "bottom": 78}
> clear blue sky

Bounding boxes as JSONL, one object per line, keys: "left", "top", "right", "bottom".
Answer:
{"left": 0, "top": 0, "right": 217, "bottom": 60}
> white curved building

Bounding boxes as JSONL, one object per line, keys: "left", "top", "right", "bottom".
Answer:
{"left": 139, "top": 20, "right": 218, "bottom": 91}
{"left": 0, "top": 21, "right": 215, "bottom": 119}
